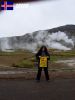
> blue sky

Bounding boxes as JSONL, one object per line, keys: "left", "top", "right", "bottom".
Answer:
{"left": 0, "top": 0, "right": 75, "bottom": 37}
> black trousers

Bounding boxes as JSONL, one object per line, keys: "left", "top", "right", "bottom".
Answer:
{"left": 36, "top": 67, "right": 49, "bottom": 80}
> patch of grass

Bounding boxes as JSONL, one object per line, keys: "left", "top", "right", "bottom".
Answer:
{"left": 0, "top": 50, "right": 33, "bottom": 56}
{"left": 0, "top": 50, "right": 75, "bottom": 68}
{"left": 12, "top": 59, "right": 34, "bottom": 68}
{"left": 50, "top": 56, "right": 58, "bottom": 62}
{"left": 50, "top": 50, "right": 75, "bottom": 57}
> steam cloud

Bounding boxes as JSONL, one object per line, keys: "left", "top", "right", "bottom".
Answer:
{"left": 34, "top": 31, "right": 74, "bottom": 50}
{"left": 0, "top": 31, "right": 74, "bottom": 52}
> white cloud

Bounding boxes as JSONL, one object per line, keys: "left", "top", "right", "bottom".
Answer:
{"left": 0, "top": 0, "right": 75, "bottom": 37}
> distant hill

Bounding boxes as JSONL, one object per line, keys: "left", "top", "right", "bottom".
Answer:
{"left": 48, "top": 25, "right": 75, "bottom": 36}
{"left": 0, "top": 24, "right": 75, "bottom": 52}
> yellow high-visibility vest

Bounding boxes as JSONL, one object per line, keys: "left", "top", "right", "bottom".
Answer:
{"left": 39, "top": 56, "right": 48, "bottom": 67}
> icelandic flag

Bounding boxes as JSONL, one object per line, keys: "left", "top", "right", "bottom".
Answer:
{"left": 1, "top": 1, "right": 13, "bottom": 10}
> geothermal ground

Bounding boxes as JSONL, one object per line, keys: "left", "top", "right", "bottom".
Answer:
{"left": 0, "top": 50, "right": 75, "bottom": 71}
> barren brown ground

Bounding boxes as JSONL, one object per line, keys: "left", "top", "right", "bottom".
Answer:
{"left": 0, "top": 51, "right": 75, "bottom": 80}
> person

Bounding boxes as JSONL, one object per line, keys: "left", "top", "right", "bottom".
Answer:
{"left": 36, "top": 45, "right": 50, "bottom": 81}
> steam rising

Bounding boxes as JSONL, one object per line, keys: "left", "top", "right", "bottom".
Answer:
{"left": 0, "top": 38, "right": 11, "bottom": 51}
{"left": 34, "top": 31, "right": 74, "bottom": 50}
{"left": 0, "top": 31, "right": 74, "bottom": 52}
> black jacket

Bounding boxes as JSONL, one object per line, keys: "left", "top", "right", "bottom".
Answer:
{"left": 36, "top": 48, "right": 50, "bottom": 67}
